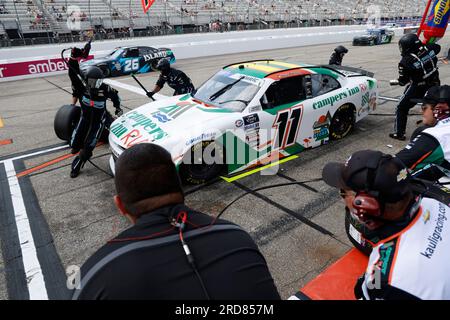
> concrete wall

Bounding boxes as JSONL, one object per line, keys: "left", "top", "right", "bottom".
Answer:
{"left": 0, "top": 25, "right": 408, "bottom": 82}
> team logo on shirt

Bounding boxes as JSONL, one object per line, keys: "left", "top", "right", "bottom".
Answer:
{"left": 397, "top": 168, "right": 408, "bottom": 182}
{"left": 423, "top": 210, "right": 431, "bottom": 224}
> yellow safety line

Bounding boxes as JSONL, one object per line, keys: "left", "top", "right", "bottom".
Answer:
{"left": 221, "top": 155, "right": 299, "bottom": 183}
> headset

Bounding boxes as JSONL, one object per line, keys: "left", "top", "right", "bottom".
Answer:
{"left": 350, "top": 151, "right": 385, "bottom": 221}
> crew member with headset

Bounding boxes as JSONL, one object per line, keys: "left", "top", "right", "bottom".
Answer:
{"left": 323, "top": 150, "right": 450, "bottom": 300}
{"left": 396, "top": 85, "right": 450, "bottom": 181}
{"left": 70, "top": 66, "right": 122, "bottom": 178}
{"left": 329, "top": 46, "right": 348, "bottom": 66}
{"left": 390, "top": 33, "right": 441, "bottom": 141}
{"left": 68, "top": 39, "right": 92, "bottom": 105}
{"left": 72, "top": 143, "right": 280, "bottom": 299}
{"left": 146, "top": 58, "right": 195, "bottom": 99}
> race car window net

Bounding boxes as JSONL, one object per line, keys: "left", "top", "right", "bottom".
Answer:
{"left": 262, "top": 76, "right": 306, "bottom": 109}
{"left": 193, "top": 70, "right": 260, "bottom": 112}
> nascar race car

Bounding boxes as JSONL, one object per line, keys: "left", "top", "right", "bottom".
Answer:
{"left": 108, "top": 60, "right": 378, "bottom": 184}
{"left": 80, "top": 46, "right": 175, "bottom": 77}
{"left": 353, "top": 28, "right": 395, "bottom": 46}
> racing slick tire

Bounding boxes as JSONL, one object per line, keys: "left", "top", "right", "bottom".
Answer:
{"left": 179, "top": 141, "right": 225, "bottom": 185}
{"left": 98, "top": 65, "right": 110, "bottom": 77}
{"left": 345, "top": 209, "right": 372, "bottom": 256}
{"left": 329, "top": 104, "right": 355, "bottom": 140}
{"left": 54, "top": 104, "right": 81, "bottom": 141}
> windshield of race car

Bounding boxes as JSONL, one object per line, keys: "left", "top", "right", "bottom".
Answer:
{"left": 105, "top": 48, "right": 124, "bottom": 59}
{"left": 193, "top": 70, "right": 261, "bottom": 112}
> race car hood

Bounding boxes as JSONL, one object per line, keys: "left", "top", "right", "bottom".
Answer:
{"left": 80, "top": 58, "right": 109, "bottom": 69}
{"left": 109, "top": 94, "right": 236, "bottom": 151}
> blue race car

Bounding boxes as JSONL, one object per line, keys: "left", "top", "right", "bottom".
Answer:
{"left": 353, "top": 28, "right": 395, "bottom": 46}
{"left": 80, "top": 46, "right": 175, "bottom": 77}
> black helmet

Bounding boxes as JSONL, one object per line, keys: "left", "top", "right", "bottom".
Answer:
{"left": 399, "top": 33, "right": 422, "bottom": 56}
{"left": 155, "top": 58, "right": 170, "bottom": 72}
{"left": 85, "top": 66, "right": 104, "bottom": 89}
{"left": 334, "top": 45, "right": 348, "bottom": 54}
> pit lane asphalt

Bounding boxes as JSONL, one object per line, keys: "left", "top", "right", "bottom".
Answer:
{"left": 1, "top": 36, "right": 450, "bottom": 300}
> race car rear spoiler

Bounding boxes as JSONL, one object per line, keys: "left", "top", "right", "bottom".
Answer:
{"left": 307, "top": 65, "right": 375, "bottom": 78}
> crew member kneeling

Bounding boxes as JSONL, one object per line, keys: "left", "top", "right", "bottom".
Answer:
{"left": 323, "top": 150, "right": 450, "bottom": 300}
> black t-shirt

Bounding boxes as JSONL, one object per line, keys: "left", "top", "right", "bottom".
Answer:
{"left": 73, "top": 204, "right": 280, "bottom": 300}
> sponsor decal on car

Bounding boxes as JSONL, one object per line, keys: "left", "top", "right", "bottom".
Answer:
{"left": 112, "top": 111, "right": 168, "bottom": 142}
{"left": 313, "top": 112, "right": 332, "bottom": 142}
{"left": 143, "top": 51, "right": 169, "bottom": 62}
{"left": 243, "top": 114, "right": 260, "bottom": 130}
{"left": 313, "top": 91, "right": 348, "bottom": 110}
{"left": 186, "top": 132, "right": 217, "bottom": 146}
{"left": 358, "top": 92, "right": 371, "bottom": 116}
{"left": 235, "top": 119, "right": 244, "bottom": 128}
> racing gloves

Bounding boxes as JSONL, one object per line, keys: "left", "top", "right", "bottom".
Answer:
{"left": 115, "top": 107, "right": 123, "bottom": 117}
{"left": 146, "top": 91, "right": 155, "bottom": 99}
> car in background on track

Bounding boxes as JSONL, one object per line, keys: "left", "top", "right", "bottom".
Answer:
{"left": 107, "top": 59, "right": 378, "bottom": 184}
{"left": 353, "top": 28, "right": 395, "bottom": 46}
{"left": 80, "top": 46, "right": 175, "bottom": 77}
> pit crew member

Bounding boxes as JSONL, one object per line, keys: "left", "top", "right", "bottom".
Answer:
{"left": 70, "top": 66, "right": 122, "bottom": 178}
{"left": 323, "top": 150, "right": 450, "bottom": 300}
{"left": 390, "top": 33, "right": 441, "bottom": 141}
{"left": 146, "top": 58, "right": 195, "bottom": 98}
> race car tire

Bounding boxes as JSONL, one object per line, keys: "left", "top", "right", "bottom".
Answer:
{"left": 329, "top": 104, "right": 355, "bottom": 140}
{"left": 99, "top": 64, "right": 110, "bottom": 77}
{"left": 345, "top": 209, "right": 372, "bottom": 256}
{"left": 370, "top": 39, "right": 376, "bottom": 46}
{"left": 54, "top": 104, "right": 81, "bottom": 141}
{"left": 179, "top": 141, "right": 225, "bottom": 185}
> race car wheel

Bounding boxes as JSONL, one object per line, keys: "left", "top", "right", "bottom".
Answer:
{"left": 179, "top": 141, "right": 225, "bottom": 185}
{"left": 370, "top": 39, "right": 375, "bottom": 46}
{"left": 345, "top": 209, "right": 372, "bottom": 256}
{"left": 329, "top": 104, "right": 355, "bottom": 140}
{"left": 99, "top": 65, "right": 110, "bottom": 77}
{"left": 54, "top": 104, "right": 81, "bottom": 141}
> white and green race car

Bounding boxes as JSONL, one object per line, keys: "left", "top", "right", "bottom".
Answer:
{"left": 109, "top": 60, "right": 378, "bottom": 184}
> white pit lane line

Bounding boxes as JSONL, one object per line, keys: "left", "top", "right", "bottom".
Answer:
{"left": 4, "top": 160, "right": 49, "bottom": 300}
{"left": 103, "top": 78, "right": 167, "bottom": 100}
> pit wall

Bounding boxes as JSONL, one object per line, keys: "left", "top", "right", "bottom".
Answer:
{"left": 0, "top": 26, "right": 409, "bottom": 82}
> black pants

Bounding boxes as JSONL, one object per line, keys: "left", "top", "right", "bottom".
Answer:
{"left": 394, "top": 84, "right": 430, "bottom": 136}
{"left": 70, "top": 105, "right": 106, "bottom": 161}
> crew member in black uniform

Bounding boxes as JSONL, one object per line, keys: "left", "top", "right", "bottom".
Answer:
{"left": 72, "top": 143, "right": 280, "bottom": 300}
{"left": 390, "top": 33, "right": 441, "bottom": 141}
{"left": 70, "top": 66, "right": 122, "bottom": 178}
{"left": 329, "top": 45, "right": 348, "bottom": 66}
{"left": 146, "top": 58, "right": 195, "bottom": 98}
{"left": 68, "top": 40, "right": 91, "bottom": 105}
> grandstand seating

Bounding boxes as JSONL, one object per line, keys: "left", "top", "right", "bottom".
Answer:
{"left": 0, "top": 0, "right": 428, "bottom": 39}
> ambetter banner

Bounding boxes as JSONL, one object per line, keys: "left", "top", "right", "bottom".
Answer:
{"left": 0, "top": 55, "right": 93, "bottom": 81}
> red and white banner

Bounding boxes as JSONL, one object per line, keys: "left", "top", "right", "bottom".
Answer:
{"left": 0, "top": 55, "right": 93, "bottom": 81}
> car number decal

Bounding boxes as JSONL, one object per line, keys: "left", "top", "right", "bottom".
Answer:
{"left": 272, "top": 105, "right": 303, "bottom": 149}
{"left": 123, "top": 58, "right": 140, "bottom": 72}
